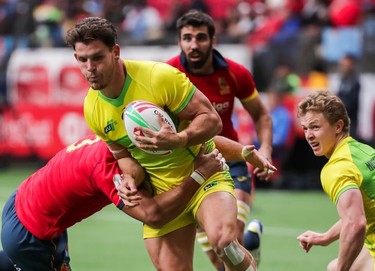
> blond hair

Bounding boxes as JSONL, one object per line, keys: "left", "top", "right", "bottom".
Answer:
{"left": 297, "top": 91, "right": 350, "bottom": 134}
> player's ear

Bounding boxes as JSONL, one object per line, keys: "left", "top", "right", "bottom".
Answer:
{"left": 113, "top": 44, "right": 121, "bottom": 60}
{"left": 336, "top": 119, "right": 344, "bottom": 134}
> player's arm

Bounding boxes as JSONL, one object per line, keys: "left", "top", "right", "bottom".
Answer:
{"left": 242, "top": 96, "right": 273, "bottom": 179}
{"left": 134, "top": 89, "right": 222, "bottom": 152}
{"left": 297, "top": 220, "right": 341, "bottom": 253}
{"left": 176, "top": 89, "right": 223, "bottom": 147}
{"left": 118, "top": 145, "right": 223, "bottom": 228}
{"left": 336, "top": 189, "right": 366, "bottom": 271}
{"left": 108, "top": 142, "right": 146, "bottom": 198}
{"left": 214, "top": 135, "right": 276, "bottom": 174}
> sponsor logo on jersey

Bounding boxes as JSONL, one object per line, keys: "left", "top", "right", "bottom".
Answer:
{"left": 204, "top": 180, "right": 218, "bottom": 191}
{"left": 236, "top": 176, "right": 248, "bottom": 182}
{"left": 365, "top": 157, "right": 375, "bottom": 171}
{"left": 218, "top": 77, "right": 230, "bottom": 95}
{"left": 104, "top": 120, "right": 117, "bottom": 134}
{"left": 212, "top": 101, "right": 230, "bottom": 113}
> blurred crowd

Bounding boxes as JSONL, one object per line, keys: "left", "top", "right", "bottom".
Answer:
{"left": 0, "top": 0, "right": 374, "bottom": 188}
{"left": 1, "top": 0, "right": 375, "bottom": 99}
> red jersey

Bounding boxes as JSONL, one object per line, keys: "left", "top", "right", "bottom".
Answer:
{"left": 15, "top": 134, "right": 122, "bottom": 240}
{"left": 167, "top": 50, "right": 258, "bottom": 141}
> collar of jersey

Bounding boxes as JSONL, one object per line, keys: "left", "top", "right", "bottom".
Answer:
{"left": 98, "top": 74, "right": 132, "bottom": 107}
{"left": 179, "top": 48, "right": 228, "bottom": 71}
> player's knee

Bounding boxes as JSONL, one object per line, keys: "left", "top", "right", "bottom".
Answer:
{"left": 208, "top": 228, "right": 236, "bottom": 252}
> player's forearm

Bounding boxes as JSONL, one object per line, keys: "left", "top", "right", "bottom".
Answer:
{"left": 117, "top": 157, "right": 145, "bottom": 187}
{"left": 153, "top": 178, "right": 200, "bottom": 225}
{"left": 213, "top": 136, "right": 243, "bottom": 161}
{"left": 254, "top": 114, "right": 273, "bottom": 154}
{"left": 178, "top": 113, "right": 222, "bottom": 147}
{"left": 337, "top": 220, "right": 366, "bottom": 270}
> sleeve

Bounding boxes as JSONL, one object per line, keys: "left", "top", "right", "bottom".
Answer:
{"left": 233, "top": 63, "right": 258, "bottom": 102}
{"left": 321, "top": 160, "right": 361, "bottom": 204}
{"left": 150, "top": 63, "right": 196, "bottom": 114}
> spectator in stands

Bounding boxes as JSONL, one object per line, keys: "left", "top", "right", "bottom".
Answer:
{"left": 336, "top": 54, "right": 361, "bottom": 139}
{"left": 269, "top": 63, "right": 301, "bottom": 95}
{"left": 302, "top": 59, "right": 329, "bottom": 91}
{"left": 121, "top": 0, "right": 164, "bottom": 44}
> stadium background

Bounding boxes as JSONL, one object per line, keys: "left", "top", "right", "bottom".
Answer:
{"left": 0, "top": 0, "right": 374, "bottom": 270}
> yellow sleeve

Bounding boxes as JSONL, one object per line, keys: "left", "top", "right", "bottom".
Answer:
{"left": 321, "top": 159, "right": 361, "bottom": 204}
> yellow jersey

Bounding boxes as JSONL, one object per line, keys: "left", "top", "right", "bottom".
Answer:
{"left": 84, "top": 60, "right": 216, "bottom": 194}
{"left": 321, "top": 136, "right": 375, "bottom": 252}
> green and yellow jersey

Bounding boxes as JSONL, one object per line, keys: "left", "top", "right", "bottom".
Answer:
{"left": 321, "top": 136, "right": 375, "bottom": 254}
{"left": 84, "top": 60, "right": 217, "bottom": 194}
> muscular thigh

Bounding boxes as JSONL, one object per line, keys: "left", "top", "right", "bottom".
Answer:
{"left": 145, "top": 224, "right": 196, "bottom": 271}
{"left": 196, "top": 191, "right": 238, "bottom": 239}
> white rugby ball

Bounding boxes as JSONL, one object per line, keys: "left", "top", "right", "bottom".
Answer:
{"left": 123, "top": 100, "right": 176, "bottom": 156}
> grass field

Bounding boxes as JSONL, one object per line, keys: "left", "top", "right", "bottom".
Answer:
{"left": 0, "top": 164, "right": 339, "bottom": 270}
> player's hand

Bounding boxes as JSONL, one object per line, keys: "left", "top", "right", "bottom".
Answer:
{"left": 242, "top": 146, "right": 276, "bottom": 181}
{"left": 134, "top": 115, "right": 181, "bottom": 151}
{"left": 194, "top": 144, "right": 225, "bottom": 181}
{"left": 297, "top": 231, "right": 330, "bottom": 253}
{"left": 116, "top": 174, "right": 142, "bottom": 208}
{"left": 250, "top": 145, "right": 274, "bottom": 181}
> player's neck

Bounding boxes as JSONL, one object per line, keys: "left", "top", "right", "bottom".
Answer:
{"left": 101, "top": 61, "right": 126, "bottom": 99}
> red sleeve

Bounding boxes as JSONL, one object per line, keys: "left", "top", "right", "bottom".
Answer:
{"left": 91, "top": 146, "right": 123, "bottom": 209}
{"left": 227, "top": 59, "right": 257, "bottom": 100}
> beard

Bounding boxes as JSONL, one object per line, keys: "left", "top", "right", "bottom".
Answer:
{"left": 185, "top": 45, "right": 212, "bottom": 70}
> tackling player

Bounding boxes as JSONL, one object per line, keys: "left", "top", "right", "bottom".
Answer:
{"left": 167, "top": 9, "right": 273, "bottom": 269}
{"left": 0, "top": 134, "right": 231, "bottom": 271}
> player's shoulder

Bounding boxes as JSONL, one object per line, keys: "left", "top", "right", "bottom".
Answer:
{"left": 166, "top": 55, "right": 180, "bottom": 66}
{"left": 224, "top": 57, "right": 250, "bottom": 73}
{"left": 125, "top": 59, "right": 172, "bottom": 70}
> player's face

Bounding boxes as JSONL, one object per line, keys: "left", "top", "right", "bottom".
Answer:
{"left": 74, "top": 40, "right": 118, "bottom": 90}
{"left": 179, "top": 25, "right": 213, "bottom": 70}
{"left": 300, "top": 111, "right": 339, "bottom": 158}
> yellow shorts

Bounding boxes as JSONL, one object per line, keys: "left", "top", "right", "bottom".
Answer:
{"left": 143, "top": 170, "right": 235, "bottom": 239}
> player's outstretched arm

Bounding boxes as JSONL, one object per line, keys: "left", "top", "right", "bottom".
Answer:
{"left": 118, "top": 145, "right": 224, "bottom": 228}
{"left": 213, "top": 135, "right": 276, "bottom": 175}
{"left": 297, "top": 220, "right": 341, "bottom": 253}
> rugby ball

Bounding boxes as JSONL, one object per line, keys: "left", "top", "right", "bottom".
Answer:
{"left": 123, "top": 100, "right": 176, "bottom": 155}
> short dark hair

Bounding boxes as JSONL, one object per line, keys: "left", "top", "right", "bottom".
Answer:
{"left": 176, "top": 9, "right": 215, "bottom": 39}
{"left": 65, "top": 17, "right": 117, "bottom": 50}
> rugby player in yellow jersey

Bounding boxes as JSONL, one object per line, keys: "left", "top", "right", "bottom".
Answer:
{"left": 296, "top": 91, "right": 375, "bottom": 270}
{"left": 65, "top": 17, "right": 275, "bottom": 271}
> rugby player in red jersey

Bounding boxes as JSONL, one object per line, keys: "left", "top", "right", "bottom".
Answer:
{"left": 0, "top": 134, "right": 222, "bottom": 271}
{"left": 167, "top": 9, "right": 273, "bottom": 270}
{"left": 0, "top": 134, "right": 274, "bottom": 271}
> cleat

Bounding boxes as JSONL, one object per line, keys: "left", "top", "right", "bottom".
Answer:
{"left": 244, "top": 219, "right": 263, "bottom": 266}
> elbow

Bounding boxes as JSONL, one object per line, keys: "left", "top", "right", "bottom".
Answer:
{"left": 214, "top": 114, "right": 223, "bottom": 135}
{"left": 356, "top": 217, "right": 367, "bottom": 236}
{"left": 349, "top": 217, "right": 367, "bottom": 240}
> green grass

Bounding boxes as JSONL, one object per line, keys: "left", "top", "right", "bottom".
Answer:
{"left": 0, "top": 164, "right": 339, "bottom": 270}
